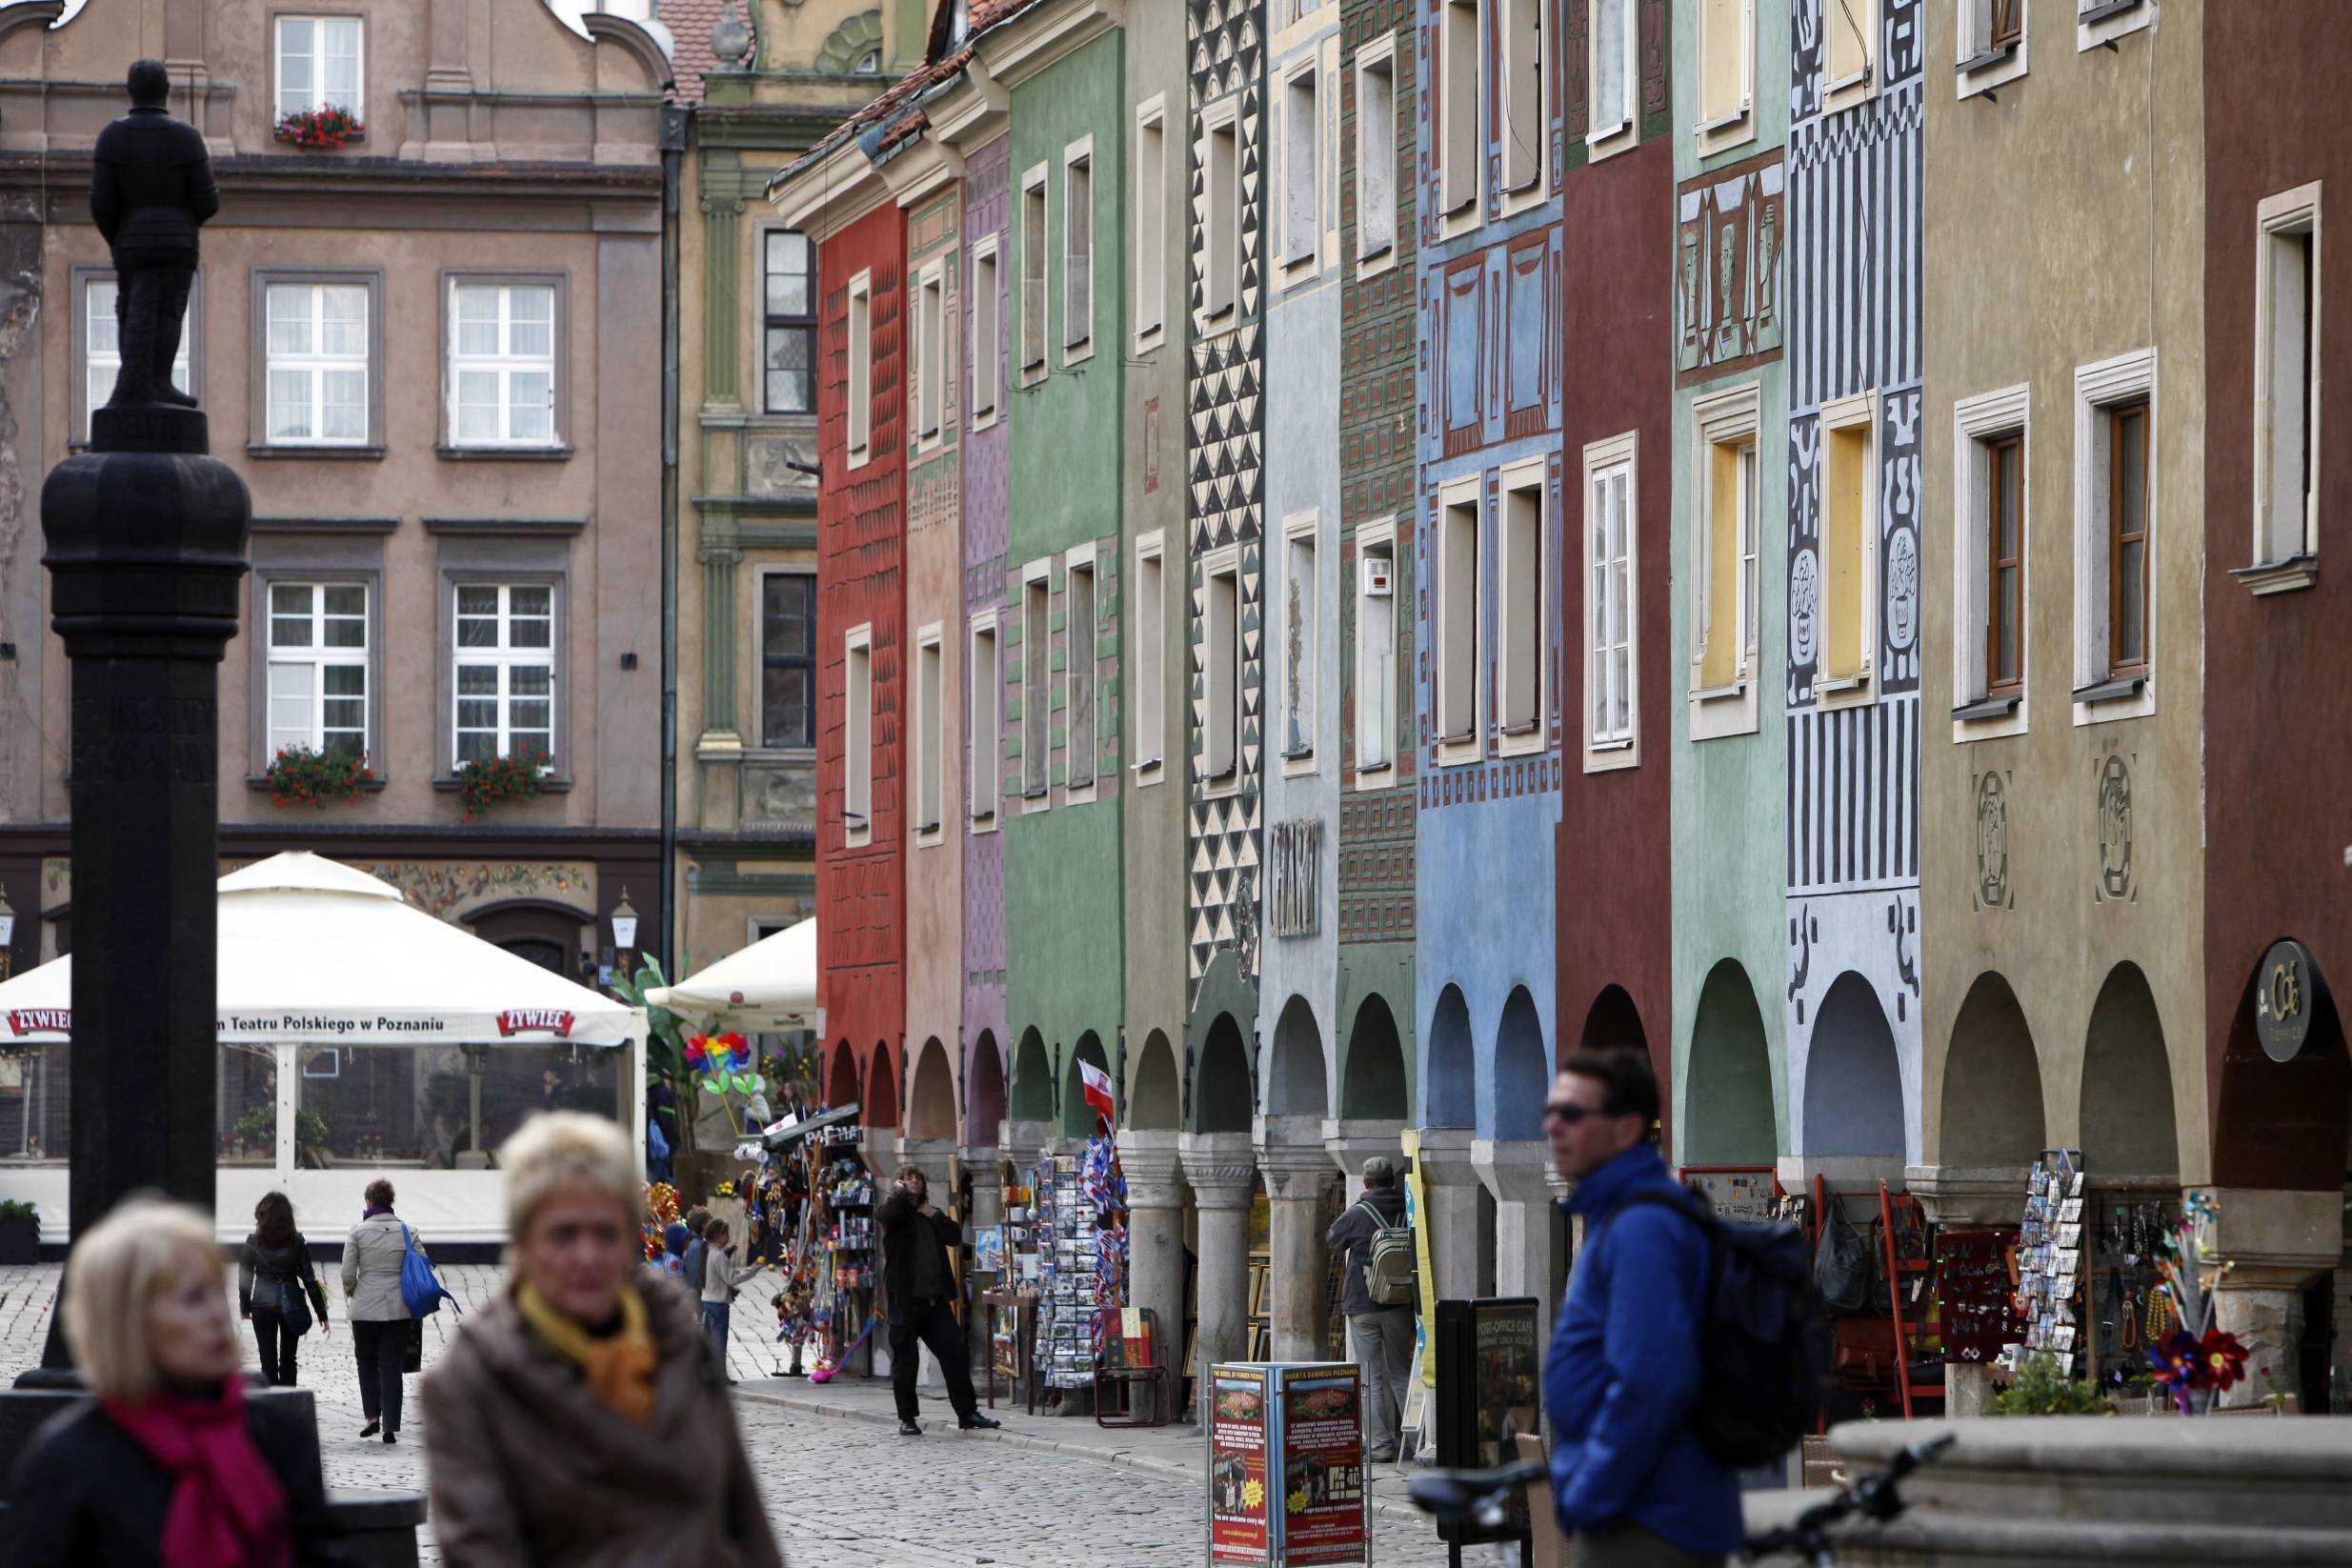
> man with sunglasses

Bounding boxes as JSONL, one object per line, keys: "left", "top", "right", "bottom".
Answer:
{"left": 1541, "top": 1049, "right": 1741, "bottom": 1568}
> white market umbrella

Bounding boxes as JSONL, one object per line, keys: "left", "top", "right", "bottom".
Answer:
{"left": 0, "top": 851, "right": 642, "bottom": 1048}
{"left": 643, "top": 916, "right": 815, "bottom": 1031}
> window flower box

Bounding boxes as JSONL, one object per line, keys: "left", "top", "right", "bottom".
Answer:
{"left": 264, "top": 745, "right": 373, "bottom": 808}
{"left": 275, "top": 105, "right": 364, "bottom": 151}
{"left": 454, "top": 751, "right": 549, "bottom": 821}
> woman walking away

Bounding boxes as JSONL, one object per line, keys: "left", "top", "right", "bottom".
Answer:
{"left": 3, "top": 1196, "right": 345, "bottom": 1566}
{"left": 240, "top": 1191, "right": 330, "bottom": 1387}
{"left": 343, "top": 1176, "right": 417, "bottom": 1443}
{"left": 423, "top": 1112, "right": 783, "bottom": 1567}
{"left": 698, "top": 1218, "right": 766, "bottom": 1369}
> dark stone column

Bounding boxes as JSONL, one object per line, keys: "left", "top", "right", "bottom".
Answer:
{"left": 37, "top": 402, "right": 247, "bottom": 1366}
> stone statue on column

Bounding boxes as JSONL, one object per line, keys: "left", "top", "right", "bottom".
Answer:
{"left": 89, "top": 59, "right": 216, "bottom": 410}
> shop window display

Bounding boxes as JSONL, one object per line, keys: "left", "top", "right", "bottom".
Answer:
{"left": 0, "top": 1044, "right": 70, "bottom": 1160}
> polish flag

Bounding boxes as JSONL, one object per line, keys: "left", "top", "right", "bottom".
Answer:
{"left": 1077, "top": 1057, "right": 1116, "bottom": 1124}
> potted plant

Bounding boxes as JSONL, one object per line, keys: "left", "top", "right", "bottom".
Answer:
{"left": 1985, "top": 1352, "right": 2111, "bottom": 1417}
{"left": 264, "top": 744, "right": 373, "bottom": 808}
{"left": 274, "top": 105, "right": 364, "bottom": 150}
{"left": 454, "top": 750, "right": 548, "bottom": 821}
{"left": 0, "top": 1199, "right": 40, "bottom": 1264}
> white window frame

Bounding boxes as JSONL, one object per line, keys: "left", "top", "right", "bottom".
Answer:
{"left": 845, "top": 270, "right": 873, "bottom": 469}
{"left": 971, "top": 236, "right": 1002, "bottom": 432}
{"left": 1815, "top": 388, "right": 1880, "bottom": 713}
{"left": 1581, "top": 432, "right": 1639, "bottom": 772}
{"left": 83, "top": 274, "right": 192, "bottom": 432}
{"left": 1355, "top": 36, "right": 1399, "bottom": 275}
{"left": 264, "top": 280, "right": 371, "bottom": 448}
{"left": 1199, "top": 101, "right": 1242, "bottom": 334}
{"left": 1497, "top": 460, "right": 1547, "bottom": 755}
{"left": 1134, "top": 95, "right": 1170, "bottom": 353}
{"left": 1063, "top": 136, "right": 1096, "bottom": 365}
{"left": 2076, "top": 0, "right": 2153, "bottom": 55}
{"left": 1436, "top": 478, "right": 1483, "bottom": 767}
{"left": 445, "top": 280, "right": 558, "bottom": 451}
{"left": 914, "top": 259, "right": 947, "bottom": 451}
{"left": 1278, "top": 510, "right": 1320, "bottom": 774}
{"left": 1498, "top": 0, "right": 1546, "bottom": 208}
{"left": 452, "top": 583, "right": 556, "bottom": 771}
{"left": 1439, "top": 0, "right": 1483, "bottom": 231}
{"left": 1689, "top": 382, "right": 1761, "bottom": 741}
{"left": 2245, "top": 182, "right": 2322, "bottom": 593}
{"left": 1133, "top": 531, "right": 1167, "bottom": 783}
{"left": 969, "top": 611, "right": 1001, "bottom": 831}
{"left": 1822, "top": 0, "right": 1880, "bottom": 115}
{"left": 1064, "top": 544, "right": 1100, "bottom": 804}
{"left": 266, "top": 581, "right": 371, "bottom": 760}
{"left": 1950, "top": 382, "right": 2033, "bottom": 742}
{"left": 274, "top": 14, "right": 364, "bottom": 124}
{"left": 1278, "top": 58, "right": 1322, "bottom": 281}
{"left": 1586, "top": 0, "right": 1640, "bottom": 158}
{"left": 843, "top": 624, "right": 874, "bottom": 846}
{"left": 1020, "top": 558, "right": 1053, "bottom": 807}
{"left": 1957, "top": 0, "right": 2029, "bottom": 99}
{"left": 1019, "top": 164, "right": 1050, "bottom": 383}
{"left": 1696, "top": 0, "right": 1756, "bottom": 157}
{"left": 1353, "top": 516, "right": 1399, "bottom": 789}
{"left": 913, "top": 623, "right": 946, "bottom": 846}
{"left": 1201, "top": 544, "right": 1242, "bottom": 794}
{"left": 2069, "top": 348, "right": 2158, "bottom": 727}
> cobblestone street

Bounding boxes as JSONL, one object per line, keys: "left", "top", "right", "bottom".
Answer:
{"left": 3, "top": 1263, "right": 1478, "bottom": 1566}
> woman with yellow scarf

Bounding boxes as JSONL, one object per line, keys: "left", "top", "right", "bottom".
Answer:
{"left": 422, "top": 1113, "right": 783, "bottom": 1567}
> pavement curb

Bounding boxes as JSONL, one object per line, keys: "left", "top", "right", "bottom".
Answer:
{"left": 732, "top": 1383, "right": 1432, "bottom": 1523}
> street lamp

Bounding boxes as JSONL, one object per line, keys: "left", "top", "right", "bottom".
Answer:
{"left": 611, "top": 888, "right": 640, "bottom": 953}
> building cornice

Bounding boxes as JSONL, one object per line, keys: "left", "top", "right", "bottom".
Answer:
{"left": 769, "top": 133, "right": 893, "bottom": 239}
{"left": 925, "top": 58, "right": 1011, "bottom": 152}
{"left": 974, "top": 0, "right": 1125, "bottom": 90}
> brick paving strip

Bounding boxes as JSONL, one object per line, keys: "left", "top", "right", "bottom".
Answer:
{"left": 2, "top": 1263, "right": 1482, "bottom": 1567}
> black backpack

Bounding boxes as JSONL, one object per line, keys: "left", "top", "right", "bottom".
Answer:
{"left": 1612, "top": 1190, "right": 1829, "bottom": 1472}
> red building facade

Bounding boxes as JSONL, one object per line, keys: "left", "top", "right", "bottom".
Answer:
{"left": 1556, "top": 0, "right": 1675, "bottom": 1142}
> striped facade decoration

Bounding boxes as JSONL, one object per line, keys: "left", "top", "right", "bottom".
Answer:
{"left": 1785, "top": 78, "right": 1923, "bottom": 415}
{"left": 1787, "top": 694, "right": 1920, "bottom": 895}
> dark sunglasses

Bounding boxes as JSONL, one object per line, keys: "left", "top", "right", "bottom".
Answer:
{"left": 1542, "top": 1101, "right": 1604, "bottom": 1125}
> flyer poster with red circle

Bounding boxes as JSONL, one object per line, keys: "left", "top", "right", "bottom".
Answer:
{"left": 1208, "top": 1367, "right": 1272, "bottom": 1563}
{"left": 1273, "top": 1368, "right": 1368, "bottom": 1565}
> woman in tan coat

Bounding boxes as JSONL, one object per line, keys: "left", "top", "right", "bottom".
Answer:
{"left": 422, "top": 1112, "right": 782, "bottom": 1567}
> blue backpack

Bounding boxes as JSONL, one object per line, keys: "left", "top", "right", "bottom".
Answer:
{"left": 399, "top": 1223, "right": 460, "bottom": 1318}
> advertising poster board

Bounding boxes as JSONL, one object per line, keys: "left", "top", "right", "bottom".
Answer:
{"left": 1271, "top": 1365, "right": 1368, "bottom": 1565}
{"left": 1937, "top": 1229, "right": 2022, "bottom": 1364}
{"left": 1433, "top": 1297, "right": 1539, "bottom": 1551}
{"left": 1208, "top": 1364, "right": 1273, "bottom": 1564}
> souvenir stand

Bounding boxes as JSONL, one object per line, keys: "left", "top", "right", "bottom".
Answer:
{"left": 2084, "top": 1177, "right": 2182, "bottom": 1393}
{"left": 1805, "top": 1173, "right": 1943, "bottom": 1420}
{"left": 2002, "top": 1147, "right": 2092, "bottom": 1380}
{"left": 755, "top": 1103, "right": 875, "bottom": 1377}
{"left": 1027, "top": 1135, "right": 1129, "bottom": 1397}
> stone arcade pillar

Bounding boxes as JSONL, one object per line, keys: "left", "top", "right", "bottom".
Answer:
{"left": 2209, "top": 1188, "right": 2341, "bottom": 1410}
{"left": 1475, "top": 1138, "right": 1560, "bottom": 1339}
{"left": 1180, "top": 1132, "right": 1257, "bottom": 1381}
{"left": 1116, "top": 1129, "right": 1188, "bottom": 1378}
{"left": 1908, "top": 1164, "right": 2029, "bottom": 1416}
{"left": 1256, "top": 1118, "right": 1337, "bottom": 1363}
{"left": 1323, "top": 1117, "right": 1406, "bottom": 1205}
{"left": 1416, "top": 1128, "right": 1489, "bottom": 1304}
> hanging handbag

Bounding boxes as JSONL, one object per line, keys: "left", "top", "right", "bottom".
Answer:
{"left": 1813, "top": 1205, "right": 1875, "bottom": 1317}
{"left": 275, "top": 1273, "right": 314, "bottom": 1337}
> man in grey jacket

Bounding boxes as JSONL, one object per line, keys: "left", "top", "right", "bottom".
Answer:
{"left": 343, "top": 1177, "right": 417, "bottom": 1442}
{"left": 1325, "top": 1156, "right": 1414, "bottom": 1462}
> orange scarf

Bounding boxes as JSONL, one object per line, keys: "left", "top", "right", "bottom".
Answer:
{"left": 516, "top": 1281, "right": 658, "bottom": 1427}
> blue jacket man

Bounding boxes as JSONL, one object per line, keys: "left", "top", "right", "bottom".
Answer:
{"left": 1542, "top": 1049, "right": 1742, "bottom": 1565}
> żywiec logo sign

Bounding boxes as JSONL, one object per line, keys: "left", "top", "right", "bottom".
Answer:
{"left": 494, "top": 1009, "right": 574, "bottom": 1038}
{"left": 7, "top": 1009, "right": 69, "bottom": 1035}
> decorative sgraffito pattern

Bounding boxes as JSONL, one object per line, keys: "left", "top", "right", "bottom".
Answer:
{"left": 1878, "top": 385, "right": 1921, "bottom": 690}
{"left": 1674, "top": 154, "right": 1785, "bottom": 387}
{"left": 1973, "top": 769, "right": 2012, "bottom": 913}
{"left": 1187, "top": 0, "right": 1267, "bottom": 1000}
{"left": 1785, "top": 696, "right": 1920, "bottom": 894}
{"left": 1786, "top": 82, "right": 1923, "bottom": 413}
{"left": 2093, "top": 743, "right": 2136, "bottom": 905}
{"left": 1338, "top": 0, "right": 1417, "bottom": 948}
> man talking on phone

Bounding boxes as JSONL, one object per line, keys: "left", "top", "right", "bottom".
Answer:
{"left": 878, "top": 1164, "right": 1000, "bottom": 1437}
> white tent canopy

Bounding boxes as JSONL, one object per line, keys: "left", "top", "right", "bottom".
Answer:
{"left": 0, "top": 851, "right": 643, "bottom": 1048}
{"left": 644, "top": 916, "right": 816, "bottom": 1031}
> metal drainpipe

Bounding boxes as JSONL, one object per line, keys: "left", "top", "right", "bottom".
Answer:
{"left": 658, "top": 103, "right": 687, "bottom": 971}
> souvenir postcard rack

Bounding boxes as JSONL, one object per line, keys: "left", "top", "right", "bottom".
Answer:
{"left": 2003, "top": 1147, "right": 2086, "bottom": 1377}
{"left": 1028, "top": 1136, "right": 1130, "bottom": 1393}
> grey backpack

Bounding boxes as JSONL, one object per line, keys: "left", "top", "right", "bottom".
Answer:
{"left": 1356, "top": 1200, "right": 1417, "bottom": 1307}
